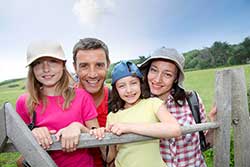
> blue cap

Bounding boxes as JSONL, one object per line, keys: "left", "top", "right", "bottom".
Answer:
{"left": 111, "top": 60, "right": 143, "bottom": 85}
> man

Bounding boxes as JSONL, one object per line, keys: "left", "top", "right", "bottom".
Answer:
{"left": 73, "top": 38, "right": 110, "bottom": 167}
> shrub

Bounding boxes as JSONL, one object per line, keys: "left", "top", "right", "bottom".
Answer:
{"left": 8, "top": 84, "right": 19, "bottom": 88}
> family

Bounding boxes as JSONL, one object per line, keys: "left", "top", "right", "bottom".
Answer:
{"left": 16, "top": 38, "right": 216, "bottom": 167}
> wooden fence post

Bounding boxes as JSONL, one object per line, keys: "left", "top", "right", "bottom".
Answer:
{"left": 4, "top": 102, "right": 57, "bottom": 167}
{"left": 0, "top": 103, "right": 7, "bottom": 151}
{"left": 231, "top": 68, "right": 250, "bottom": 166}
{"left": 213, "top": 69, "right": 232, "bottom": 167}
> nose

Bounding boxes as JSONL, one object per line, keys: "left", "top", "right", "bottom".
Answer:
{"left": 42, "top": 61, "right": 50, "bottom": 72}
{"left": 87, "top": 66, "right": 97, "bottom": 78}
{"left": 153, "top": 72, "right": 162, "bottom": 82}
{"left": 125, "top": 85, "right": 132, "bottom": 93}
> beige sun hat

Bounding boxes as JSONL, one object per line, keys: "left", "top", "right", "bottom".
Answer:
{"left": 139, "top": 47, "right": 185, "bottom": 89}
{"left": 26, "top": 40, "right": 66, "bottom": 66}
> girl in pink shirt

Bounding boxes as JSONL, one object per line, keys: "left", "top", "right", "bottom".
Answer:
{"left": 16, "top": 40, "right": 99, "bottom": 167}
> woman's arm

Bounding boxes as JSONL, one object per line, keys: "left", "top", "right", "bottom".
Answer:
{"left": 205, "top": 105, "right": 217, "bottom": 145}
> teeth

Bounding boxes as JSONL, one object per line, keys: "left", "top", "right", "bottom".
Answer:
{"left": 43, "top": 75, "right": 53, "bottom": 79}
{"left": 87, "top": 80, "right": 98, "bottom": 84}
{"left": 126, "top": 94, "right": 135, "bottom": 98}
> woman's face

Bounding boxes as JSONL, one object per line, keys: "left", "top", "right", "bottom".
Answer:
{"left": 147, "top": 60, "right": 178, "bottom": 100}
{"left": 115, "top": 76, "right": 141, "bottom": 109}
{"left": 32, "top": 57, "right": 64, "bottom": 91}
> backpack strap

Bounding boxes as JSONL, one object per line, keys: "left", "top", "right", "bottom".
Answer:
{"left": 186, "top": 91, "right": 210, "bottom": 152}
{"left": 186, "top": 91, "right": 201, "bottom": 123}
{"left": 27, "top": 112, "right": 36, "bottom": 130}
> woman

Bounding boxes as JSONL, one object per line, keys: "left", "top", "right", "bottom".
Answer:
{"left": 139, "top": 47, "right": 216, "bottom": 167}
{"left": 16, "top": 40, "right": 99, "bottom": 167}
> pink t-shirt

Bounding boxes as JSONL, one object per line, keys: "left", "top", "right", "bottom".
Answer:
{"left": 16, "top": 88, "right": 98, "bottom": 167}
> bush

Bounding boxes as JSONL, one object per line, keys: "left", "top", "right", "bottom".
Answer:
{"left": 8, "top": 84, "right": 19, "bottom": 88}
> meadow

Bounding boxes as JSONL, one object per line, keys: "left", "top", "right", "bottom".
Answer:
{"left": 0, "top": 64, "right": 249, "bottom": 167}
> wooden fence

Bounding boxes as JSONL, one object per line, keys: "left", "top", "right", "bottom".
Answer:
{"left": 0, "top": 68, "right": 249, "bottom": 167}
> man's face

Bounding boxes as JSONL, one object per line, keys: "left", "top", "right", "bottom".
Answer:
{"left": 74, "top": 48, "right": 109, "bottom": 95}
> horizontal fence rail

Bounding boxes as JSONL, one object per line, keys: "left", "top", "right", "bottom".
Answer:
{"left": 3, "top": 122, "right": 220, "bottom": 152}
{"left": 48, "top": 122, "right": 220, "bottom": 151}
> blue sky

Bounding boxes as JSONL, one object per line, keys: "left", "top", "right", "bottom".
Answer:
{"left": 1, "top": 0, "right": 250, "bottom": 82}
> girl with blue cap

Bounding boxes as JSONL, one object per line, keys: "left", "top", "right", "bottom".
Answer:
{"left": 104, "top": 60, "right": 181, "bottom": 167}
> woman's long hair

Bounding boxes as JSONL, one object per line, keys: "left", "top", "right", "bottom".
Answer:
{"left": 140, "top": 59, "right": 187, "bottom": 106}
{"left": 26, "top": 63, "right": 75, "bottom": 115}
{"left": 110, "top": 76, "right": 150, "bottom": 113}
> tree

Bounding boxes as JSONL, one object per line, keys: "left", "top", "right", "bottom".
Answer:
{"left": 209, "top": 41, "right": 232, "bottom": 66}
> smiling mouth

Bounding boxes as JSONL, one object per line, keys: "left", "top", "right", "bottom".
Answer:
{"left": 86, "top": 79, "right": 100, "bottom": 86}
{"left": 125, "top": 93, "right": 136, "bottom": 98}
{"left": 151, "top": 83, "right": 163, "bottom": 89}
{"left": 42, "top": 75, "right": 54, "bottom": 79}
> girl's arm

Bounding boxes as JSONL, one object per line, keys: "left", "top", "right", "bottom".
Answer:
{"left": 108, "top": 104, "right": 181, "bottom": 138}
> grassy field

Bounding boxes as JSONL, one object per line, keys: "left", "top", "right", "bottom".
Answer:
{"left": 0, "top": 64, "right": 249, "bottom": 166}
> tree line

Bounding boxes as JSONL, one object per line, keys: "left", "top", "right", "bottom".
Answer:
{"left": 184, "top": 36, "right": 250, "bottom": 70}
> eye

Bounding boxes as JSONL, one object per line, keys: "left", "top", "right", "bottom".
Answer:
{"left": 149, "top": 67, "right": 157, "bottom": 73}
{"left": 32, "top": 60, "right": 41, "bottom": 67}
{"left": 163, "top": 72, "right": 172, "bottom": 78}
{"left": 96, "top": 63, "right": 105, "bottom": 69}
{"left": 79, "top": 63, "right": 88, "bottom": 69}
{"left": 131, "top": 81, "right": 138, "bottom": 85}
{"left": 117, "top": 84, "right": 125, "bottom": 89}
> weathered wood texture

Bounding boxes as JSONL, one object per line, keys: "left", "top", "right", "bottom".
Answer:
{"left": 3, "top": 121, "right": 219, "bottom": 152}
{"left": 0, "top": 103, "right": 7, "bottom": 151}
{"left": 213, "top": 69, "right": 232, "bottom": 167}
{"left": 48, "top": 122, "right": 219, "bottom": 151}
{"left": 4, "top": 103, "right": 57, "bottom": 167}
{"left": 231, "top": 68, "right": 250, "bottom": 166}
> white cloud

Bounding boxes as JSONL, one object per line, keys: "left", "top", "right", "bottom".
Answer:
{"left": 72, "top": 0, "right": 115, "bottom": 26}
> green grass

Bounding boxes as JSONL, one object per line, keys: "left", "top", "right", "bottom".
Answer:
{"left": 0, "top": 64, "right": 249, "bottom": 166}
{"left": 0, "top": 153, "right": 20, "bottom": 167}
{"left": 0, "top": 79, "right": 26, "bottom": 107}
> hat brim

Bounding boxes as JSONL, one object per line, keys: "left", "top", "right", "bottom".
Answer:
{"left": 26, "top": 54, "right": 66, "bottom": 67}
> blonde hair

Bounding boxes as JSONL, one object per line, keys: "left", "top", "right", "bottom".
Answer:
{"left": 26, "top": 63, "right": 75, "bottom": 115}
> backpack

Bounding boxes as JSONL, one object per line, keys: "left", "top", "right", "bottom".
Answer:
{"left": 186, "top": 91, "right": 211, "bottom": 152}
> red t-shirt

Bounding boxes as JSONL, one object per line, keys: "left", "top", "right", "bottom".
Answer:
{"left": 90, "top": 86, "right": 109, "bottom": 167}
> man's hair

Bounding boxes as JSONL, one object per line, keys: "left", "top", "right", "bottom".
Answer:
{"left": 72, "top": 38, "right": 110, "bottom": 64}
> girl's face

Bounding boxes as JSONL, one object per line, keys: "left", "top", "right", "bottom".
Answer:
{"left": 115, "top": 76, "right": 141, "bottom": 109}
{"left": 147, "top": 60, "right": 178, "bottom": 100}
{"left": 32, "top": 57, "right": 64, "bottom": 91}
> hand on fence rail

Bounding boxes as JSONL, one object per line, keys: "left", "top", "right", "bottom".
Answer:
{"left": 45, "top": 122, "right": 220, "bottom": 151}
